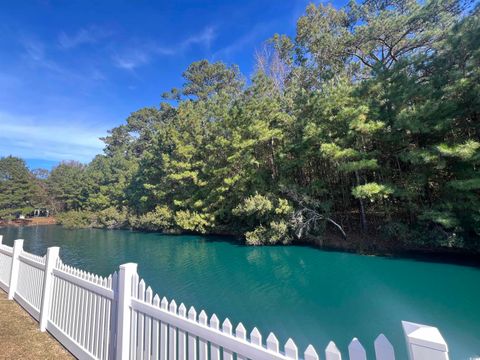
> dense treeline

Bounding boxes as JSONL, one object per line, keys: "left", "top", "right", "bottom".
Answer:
{"left": 1, "top": 0, "right": 479, "bottom": 251}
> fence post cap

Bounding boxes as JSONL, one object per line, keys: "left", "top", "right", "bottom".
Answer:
{"left": 47, "top": 246, "right": 60, "bottom": 254}
{"left": 14, "top": 238, "right": 24, "bottom": 245}
{"left": 402, "top": 321, "right": 448, "bottom": 352}
{"left": 119, "top": 262, "right": 137, "bottom": 271}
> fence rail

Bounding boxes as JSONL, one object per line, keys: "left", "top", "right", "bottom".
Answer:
{"left": 0, "top": 235, "right": 451, "bottom": 360}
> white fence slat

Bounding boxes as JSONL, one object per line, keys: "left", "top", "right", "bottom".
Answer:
{"left": 60, "top": 277, "right": 68, "bottom": 331}
{"left": 137, "top": 279, "right": 146, "bottom": 360}
{"left": 210, "top": 314, "right": 221, "bottom": 360}
{"left": 67, "top": 274, "right": 75, "bottom": 337}
{"left": 160, "top": 297, "right": 168, "bottom": 360}
{"left": 178, "top": 303, "right": 187, "bottom": 360}
{"left": 222, "top": 318, "right": 234, "bottom": 360}
{"left": 266, "top": 333, "right": 280, "bottom": 353}
{"left": 78, "top": 279, "right": 87, "bottom": 345}
{"left": 89, "top": 276, "right": 98, "bottom": 354}
{"left": 130, "top": 273, "right": 139, "bottom": 360}
{"left": 169, "top": 300, "right": 178, "bottom": 360}
{"left": 348, "top": 338, "right": 366, "bottom": 360}
{"left": 107, "top": 271, "right": 117, "bottom": 360}
{"left": 326, "top": 341, "right": 342, "bottom": 360}
{"left": 285, "top": 338, "right": 298, "bottom": 360}
{"left": 188, "top": 306, "right": 198, "bottom": 360}
{"left": 144, "top": 287, "right": 153, "bottom": 360}
{"left": 50, "top": 276, "right": 59, "bottom": 325}
{"left": 198, "top": 310, "right": 209, "bottom": 360}
{"left": 70, "top": 271, "right": 79, "bottom": 341}
{"left": 235, "top": 323, "right": 247, "bottom": 360}
{"left": 96, "top": 282, "right": 106, "bottom": 358}
{"left": 86, "top": 275, "right": 95, "bottom": 353}
{"left": 250, "top": 327, "right": 262, "bottom": 347}
{"left": 93, "top": 276, "right": 102, "bottom": 357}
{"left": 304, "top": 345, "right": 319, "bottom": 360}
{"left": 374, "top": 334, "right": 395, "bottom": 360}
{"left": 151, "top": 294, "right": 161, "bottom": 360}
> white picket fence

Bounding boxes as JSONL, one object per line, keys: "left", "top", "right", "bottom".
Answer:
{"left": 0, "top": 235, "right": 451, "bottom": 360}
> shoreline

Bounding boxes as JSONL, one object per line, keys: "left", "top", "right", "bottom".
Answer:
{"left": 2, "top": 221, "right": 479, "bottom": 266}
{"left": 0, "top": 217, "right": 57, "bottom": 227}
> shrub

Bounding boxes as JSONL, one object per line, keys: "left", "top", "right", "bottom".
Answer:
{"left": 57, "top": 210, "right": 96, "bottom": 228}
{"left": 132, "top": 205, "right": 174, "bottom": 231}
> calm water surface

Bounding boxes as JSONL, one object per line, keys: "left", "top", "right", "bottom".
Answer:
{"left": 1, "top": 225, "right": 479, "bottom": 359}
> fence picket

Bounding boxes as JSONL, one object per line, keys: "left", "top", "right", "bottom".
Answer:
{"left": 93, "top": 275, "right": 102, "bottom": 356}
{"left": 285, "top": 338, "right": 298, "bottom": 360}
{"left": 70, "top": 270, "right": 79, "bottom": 341}
{"left": 325, "top": 341, "right": 342, "bottom": 360}
{"left": 188, "top": 306, "right": 198, "bottom": 360}
{"left": 374, "top": 334, "right": 395, "bottom": 360}
{"left": 235, "top": 322, "right": 247, "bottom": 360}
{"left": 304, "top": 345, "right": 319, "bottom": 360}
{"left": 169, "top": 300, "right": 178, "bottom": 360}
{"left": 348, "top": 338, "right": 366, "bottom": 360}
{"left": 137, "top": 279, "right": 146, "bottom": 360}
{"left": 86, "top": 274, "right": 95, "bottom": 354}
{"left": 210, "top": 314, "right": 221, "bottom": 360}
{"left": 178, "top": 303, "right": 187, "bottom": 360}
{"left": 151, "top": 294, "right": 161, "bottom": 360}
{"left": 160, "top": 297, "right": 169, "bottom": 360}
{"left": 222, "top": 318, "right": 234, "bottom": 360}
{"left": 144, "top": 287, "right": 153, "bottom": 360}
{"left": 266, "top": 332, "right": 280, "bottom": 353}
{"left": 198, "top": 310, "right": 209, "bottom": 360}
{"left": 131, "top": 273, "right": 139, "bottom": 360}
{"left": 250, "top": 327, "right": 262, "bottom": 347}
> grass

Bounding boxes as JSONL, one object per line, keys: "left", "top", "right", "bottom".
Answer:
{"left": 0, "top": 290, "right": 73, "bottom": 359}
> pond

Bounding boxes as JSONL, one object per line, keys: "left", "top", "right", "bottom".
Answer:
{"left": 1, "top": 225, "right": 479, "bottom": 359}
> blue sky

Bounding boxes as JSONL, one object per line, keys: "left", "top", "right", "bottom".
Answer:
{"left": 0, "top": 0, "right": 343, "bottom": 170}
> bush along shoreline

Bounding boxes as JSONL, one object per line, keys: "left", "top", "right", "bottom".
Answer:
{"left": 2, "top": 0, "right": 480, "bottom": 255}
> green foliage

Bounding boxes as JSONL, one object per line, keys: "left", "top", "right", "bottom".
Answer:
{"left": 57, "top": 210, "right": 96, "bottom": 228}
{"left": 174, "top": 210, "right": 213, "bottom": 233}
{"left": 131, "top": 205, "right": 173, "bottom": 231}
{"left": 245, "top": 220, "right": 292, "bottom": 246}
{"left": 9, "top": 2, "right": 479, "bottom": 251}
{"left": 352, "top": 183, "right": 394, "bottom": 201}
{"left": 0, "top": 156, "right": 46, "bottom": 218}
{"left": 95, "top": 207, "right": 128, "bottom": 229}
{"left": 232, "top": 194, "right": 273, "bottom": 218}
{"left": 47, "top": 161, "right": 88, "bottom": 212}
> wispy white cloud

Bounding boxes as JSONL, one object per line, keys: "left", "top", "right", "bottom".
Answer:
{"left": 0, "top": 111, "right": 107, "bottom": 162}
{"left": 22, "top": 37, "right": 45, "bottom": 61}
{"left": 19, "top": 35, "right": 107, "bottom": 83}
{"left": 112, "top": 49, "right": 150, "bottom": 70}
{"left": 213, "top": 23, "right": 273, "bottom": 60}
{"left": 181, "top": 26, "right": 216, "bottom": 50}
{"left": 58, "top": 25, "right": 112, "bottom": 49}
{"left": 20, "top": 35, "right": 74, "bottom": 74}
{"left": 112, "top": 26, "right": 217, "bottom": 71}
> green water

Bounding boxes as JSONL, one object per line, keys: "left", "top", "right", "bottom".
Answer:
{"left": 1, "top": 226, "right": 479, "bottom": 359}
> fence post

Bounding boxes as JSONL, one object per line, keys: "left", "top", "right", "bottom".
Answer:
{"left": 8, "top": 239, "right": 24, "bottom": 300}
{"left": 39, "top": 246, "right": 60, "bottom": 331}
{"left": 402, "top": 321, "right": 449, "bottom": 360}
{"left": 116, "top": 262, "right": 137, "bottom": 360}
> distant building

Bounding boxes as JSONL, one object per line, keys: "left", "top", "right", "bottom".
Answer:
{"left": 32, "top": 208, "right": 50, "bottom": 217}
